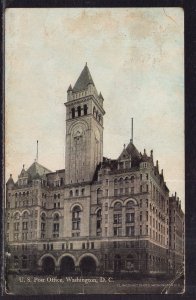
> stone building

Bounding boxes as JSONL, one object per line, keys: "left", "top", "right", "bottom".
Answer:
{"left": 5, "top": 64, "right": 183, "bottom": 276}
{"left": 169, "top": 193, "right": 184, "bottom": 275}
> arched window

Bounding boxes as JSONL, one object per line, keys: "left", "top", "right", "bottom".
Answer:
{"left": 71, "top": 107, "right": 75, "bottom": 119}
{"left": 77, "top": 106, "right": 81, "bottom": 117}
{"left": 69, "top": 190, "right": 73, "bottom": 197}
{"left": 72, "top": 206, "right": 81, "bottom": 235}
{"left": 84, "top": 104, "right": 88, "bottom": 115}
{"left": 81, "top": 188, "right": 85, "bottom": 196}
{"left": 114, "top": 202, "right": 122, "bottom": 211}
{"left": 53, "top": 213, "right": 60, "bottom": 238}
{"left": 119, "top": 178, "right": 123, "bottom": 185}
{"left": 41, "top": 213, "right": 46, "bottom": 221}
{"left": 125, "top": 177, "right": 129, "bottom": 184}
{"left": 126, "top": 201, "right": 134, "bottom": 209}
{"left": 54, "top": 194, "right": 57, "bottom": 199}
{"left": 130, "top": 176, "right": 135, "bottom": 183}
{"left": 97, "top": 188, "right": 102, "bottom": 205}
{"left": 75, "top": 189, "right": 79, "bottom": 196}
{"left": 14, "top": 212, "right": 20, "bottom": 220}
{"left": 96, "top": 209, "right": 102, "bottom": 236}
{"left": 22, "top": 211, "right": 28, "bottom": 219}
{"left": 114, "top": 178, "right": 118, "bottom": 185}
{"left": 58, "top": 194, "right": 60, "bottom": 199}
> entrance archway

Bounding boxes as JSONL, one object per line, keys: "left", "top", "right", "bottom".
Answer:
{"left": 42, "top": 256, "right": 55, "bottom": 275}
{"left": 80, "top": 256, "right": 97, "bottom": 275}
{"left": 60, "top": 256, "right": 75, "bottom": 275}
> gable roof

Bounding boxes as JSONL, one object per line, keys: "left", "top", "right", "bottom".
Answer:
{"left": 72, "top": 64, "right": 95, "bottom": 92}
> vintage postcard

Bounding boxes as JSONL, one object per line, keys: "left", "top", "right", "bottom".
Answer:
{"left": 4, "top": 8, "right": 184, "bottom": 295}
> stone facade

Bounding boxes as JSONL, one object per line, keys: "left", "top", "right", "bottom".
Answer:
{"left": 169, "top": 194, "right": 184, "bottom": 275}
{"left": 5, "top": 64, "right": 184, "bottom": 276}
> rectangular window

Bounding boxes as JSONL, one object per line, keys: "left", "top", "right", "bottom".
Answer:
{"left": 50, "top": 244, "right": 53, "bottom": 250}
{"left": 140, "top": 174, "right": 142, "bottom": 180}
{"left": 22, "top": 222, "right": 28, "bottom": 230}
{"left": 106, "top": 179, "right": 109, "bottom": 185}
{"left": 140, "top": 225, "right": 142, "bottom": 235}
{"left": 70, "top": 243, "right": 73, "bottom": 250}
{"left": 140, "top": 185, "right": 142, "bottom": 193}
{"left": 114, "top": 189, "right": 118, "bottom": 196}
{"left": 131, "top": 187, "right": 134, "bottom": 194}
{"left": 126, "top": 226, "right": 134, "bottom": 236}
{"left": 146, "top": 211, "right": 148, "bottom": 221}
{"left": 105, "top": 227, "right": 108, "bottom": 236}
{"left": 114, "top": 227, "right": 122, "bottom": 236}
{"left": 114, "top": 214, "right": 122, "bottom": 224}
{"left": 105, "top": 189, "right": 109, "bottom": 196}
{"left": 140, "top": 212, "right": 142, "bottom": 221}
{"left": 146, "top": 173, "right": 148, "bottom": 180}
{"left": 146, "top": 225, "right": 148, "bottom": 235}
{"left": 97, "top": 220, "right": 101, "bottom": 229}
{"left": 82, "top": 243, "right": 85, "bottom": 249}
{"left": 62, "top": 243, "right": 64, "bottom": 250}
{"left": 53, "top": 223, "right": 59, "bottom": 232}
{"left": 91, "top": 242, "right": 94, "bottom": 249}
{"left": 146, "top": 184, "right": 149, "bottom": 192}
{"left": 140, "top": 199, "right": 142, "bottom": 207}
{"left": 126, "top": 213, "right": 134, "bottom": 223}
{"left": 105, "top": 214, "right": 108, "bottom": 224}
{"left": 146, "top": 199, "right": 148, "bottom": 207}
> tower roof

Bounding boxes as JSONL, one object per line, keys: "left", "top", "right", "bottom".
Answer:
{"left": 72, "top": 63, "right": 95, "bottom": 92}
{"left": 27, "top": 161, "right": 51, "bottom": 179}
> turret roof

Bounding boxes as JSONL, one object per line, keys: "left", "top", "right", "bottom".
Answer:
{"left": 72, "top": 63, "right": 95, "bottom": 92}
{"left": 27, "top": 161, "right": 51, "bottom": 179}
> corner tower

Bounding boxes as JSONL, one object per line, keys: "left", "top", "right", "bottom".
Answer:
{"left": 65, "top": 63, "right": 105, "bottom": 184}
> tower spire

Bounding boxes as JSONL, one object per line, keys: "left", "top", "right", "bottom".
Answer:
{"left": 130, "top": 117, "right": 133, "bottom": 143}
{"left": 36, "top": 140, "right": 38, "bottom": 162}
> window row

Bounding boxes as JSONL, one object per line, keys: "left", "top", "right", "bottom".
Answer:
{"left": 15, "top": 191, "right": 30, "bottom": 197}
{"left": 69, "top": 188, "right": 85, "bottom": 197}
{"left": 71, "top": 105, "right": 88, "bottom": 119}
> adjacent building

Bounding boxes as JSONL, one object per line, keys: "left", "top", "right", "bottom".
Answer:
{"left": 5, "top": 64, "right": 184, "bottom": 276}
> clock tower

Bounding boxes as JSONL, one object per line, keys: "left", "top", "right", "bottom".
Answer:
{"left": 64, "top": 63, "right": 105, "bottom": 184}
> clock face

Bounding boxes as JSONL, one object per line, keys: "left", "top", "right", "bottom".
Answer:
{"left": 72, "top": 124, "right": 85, "bottom": 138}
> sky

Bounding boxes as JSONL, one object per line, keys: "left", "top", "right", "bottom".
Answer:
{"left": 5, "top": 8, "right": 184, "bottom": 209}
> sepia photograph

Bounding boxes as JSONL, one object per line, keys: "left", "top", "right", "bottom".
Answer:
{"left": 5, "top": 7, "right": 184, "bottom": 295}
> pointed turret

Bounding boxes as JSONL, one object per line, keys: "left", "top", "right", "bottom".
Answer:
{"left": 6, "top": 174, "right": 15, "bottom": 189}
{"left": 67, "top": 84, "right": 72, "bottom": 92}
